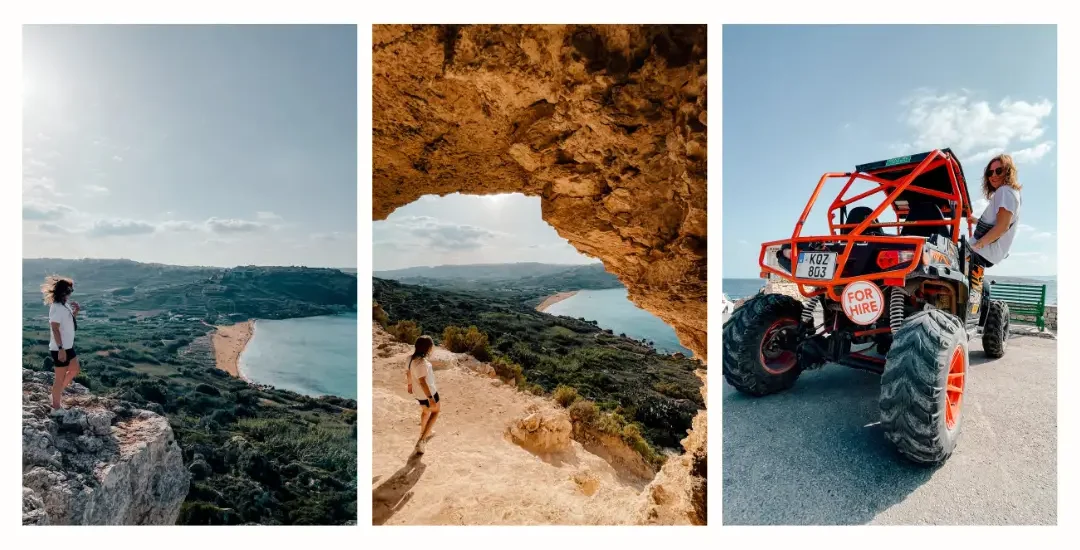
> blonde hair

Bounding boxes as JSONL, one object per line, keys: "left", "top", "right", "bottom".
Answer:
{"left": 982, "top": 153, "right": 1022, "bottom": 199}
{"left": 40, "top": 275, "right": 74, "bottom": 305}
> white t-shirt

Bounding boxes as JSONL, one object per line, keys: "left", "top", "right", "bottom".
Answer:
{"left": 408, "top": 357, "right": 437, "bottom": 397}
{"left": 974, "top": 186, "right": 1022, "bottom": 265}
{"left": 48, "top": 302, "right": 76, "bottom": 351}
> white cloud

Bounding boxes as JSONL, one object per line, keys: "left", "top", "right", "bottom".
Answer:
{"left": 112, "top": 155, "right": 123, "bottom": 162}
{"left": 23, "top": 202, "right": 73, "bottom": 221}
{"left": 972, "top": 197, "right": 989, "bottom": 214}
{"left": 310, "top": 231, "right": 355, "bottom": 242}
{"left": 1012, "top": 141, "right": 1055, "bottom": 164}
{"left": 1016, "top": 225, "right": 1055, "bottom": 242}
{"left": 1009, "top": 251, "right": 1048, "bottom": 261}
{"left": 31, "top": 215, "right": 275, "bottom": 237}
{"left": 739, "top": 239, "right": 749, "bottom": 245}
{"left": 84, "top": 185, "right": 109, "bottom": 195}
{"left": 159, "top": 220, "right": 201, "bottom": 232}
{"left": 23, "top": 175, "right": 63, "bottom": 198}
{"left": 87, "top": 218, "right": 157, "bottom": 237}
{"left": 899, "top": 90, "right": 1054, "bottom": 166}
{"left": 37, "top": 222, "right": 70, "bottom": 234}
{"left": 205, "top": 217, "right": 265, "bottom": 233}
{"left": 394, "top": 215, "right": 498, "bottom": 250}
{"left": 256, "top": 211, "right": 282, "bottom": 221}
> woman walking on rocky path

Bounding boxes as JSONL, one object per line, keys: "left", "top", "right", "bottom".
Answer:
{"left": 406, "top": 335, "right": 441, "bottom": 455}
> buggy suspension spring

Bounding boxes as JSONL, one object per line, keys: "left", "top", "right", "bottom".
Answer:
{"left": 801, "top": 297, "right": 818, "bottom": 325}
{"left": 889, "top": 287, "right": 907, "bottom": 334}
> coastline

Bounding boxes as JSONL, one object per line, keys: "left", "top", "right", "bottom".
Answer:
{"left": 212, "top": 320, "right": 255, "bottom": 379}
{"left": 536, "top": 290, "right": 579, "bottom": 312}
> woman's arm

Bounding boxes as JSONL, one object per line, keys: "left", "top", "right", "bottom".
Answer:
{"left": 406, "top": 366, "right": 413, "bottom": 393}
{"left": 974, "top": 207, "right": 1014, "bottom": 249}
{"left": 50, "top": 321, "right": 63, "bottom": 348}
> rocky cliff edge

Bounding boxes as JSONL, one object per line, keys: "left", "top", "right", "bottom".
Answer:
{"left": 22, "top": 369, "right": 190, "bottom": 525}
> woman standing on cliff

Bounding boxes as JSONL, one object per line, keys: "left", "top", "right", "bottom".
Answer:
{"left": 406, "top": 335, "right": 440, "bottom": 455}
{"left": 42, "top": 276, "right": 81, "bottom": 411}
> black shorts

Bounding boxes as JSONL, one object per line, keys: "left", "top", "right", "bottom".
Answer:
{"left": 49, "top": 348, "right": 78, "bottom": 368}
{"left": 418, "top": 392, "right": 440, "bottom": 407}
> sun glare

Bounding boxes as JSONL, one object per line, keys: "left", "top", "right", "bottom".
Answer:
{"left": 481, "top": 193, "right": 512, "bottom": 205}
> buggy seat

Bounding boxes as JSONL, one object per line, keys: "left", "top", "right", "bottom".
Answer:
{"left": 900, "top": 201, "right": 950, "bottom": 240}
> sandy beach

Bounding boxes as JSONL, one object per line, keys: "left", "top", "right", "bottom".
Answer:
{"left": 536, "top": 291, "right": 578, "bottom": 312}
{"left": 212, "top": 320, "right": 254, "bottom": 379}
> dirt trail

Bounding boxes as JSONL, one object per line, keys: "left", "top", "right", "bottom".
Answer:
{"left": 371, "top": 326, "right": 653, "bottom": 525}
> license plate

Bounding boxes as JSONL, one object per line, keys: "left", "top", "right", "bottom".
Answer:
{"left": 796, "top": 252, "right": 836, "bottom": 280}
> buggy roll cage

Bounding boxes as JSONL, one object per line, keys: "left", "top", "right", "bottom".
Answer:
{"left": 758, "top": 149, "right": 975, "bottom": 302}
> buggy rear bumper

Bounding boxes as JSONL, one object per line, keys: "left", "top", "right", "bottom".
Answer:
{"left": 759, "top": 235, "right": 927, "bottom": 301}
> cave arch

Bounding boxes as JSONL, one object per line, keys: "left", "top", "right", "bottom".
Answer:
{"left": 373, "top": 24, "right": 707, "bottom": 524}
{"left": 373, "top": 24, "right": 707, "bottom": 361}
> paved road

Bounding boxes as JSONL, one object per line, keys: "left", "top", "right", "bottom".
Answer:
{"left": 722, "top": 334, "right": 1057, "bottom": 525}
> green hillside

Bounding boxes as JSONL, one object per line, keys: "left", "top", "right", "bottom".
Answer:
{"left": 22, "top": 259, "right": 357, "bottom": 526}
{"left": 374, "top": 277, "right": 703, "bottom": 450}
{"left": 375, "top": 262, "right": 623, "bottom": 306}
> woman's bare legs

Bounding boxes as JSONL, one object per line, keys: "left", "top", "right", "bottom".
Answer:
{"left": 62, "top": 357, "right": 81, "bottom": 388}
{"left": 51, "top": 367, "right": 67, "bottom": 409}
{"left": 419, "top": 407, "right": 431, "bottom": 432}
{"left": 415, "top": 404, "right": 440, "bottom": 453}
{"left": 419, "top": 408, "right": 440, "bottom": 442}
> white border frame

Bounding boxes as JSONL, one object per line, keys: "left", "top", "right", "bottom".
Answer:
{"left": 0, "top": 0, "right": 1074, "bottom": 547}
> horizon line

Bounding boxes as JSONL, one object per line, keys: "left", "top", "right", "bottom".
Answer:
{"left": 23, "top": 257, "right": 357, "bottom": 271}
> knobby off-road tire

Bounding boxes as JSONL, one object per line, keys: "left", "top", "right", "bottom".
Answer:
{"left": 722, "top": 293, "right": 805, "bottom": 396}
{"left": 880, "top": 309, "right": 968, "bottom": 465}
{"left": 982, "top": 299, "right": 1010, "bottom": 358}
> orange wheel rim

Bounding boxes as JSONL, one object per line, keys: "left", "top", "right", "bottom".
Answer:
{"left": 760, "top": 319, "right": 798, "bottom": 374}
{"left": 945, "top": 345, "right": 966, "bottom": 429}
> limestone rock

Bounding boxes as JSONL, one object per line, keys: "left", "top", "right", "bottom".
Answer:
{"left": 372, "top": 27, "right": 708, "bottom": 523}
{"left": 506, "top": 408, "right": 573, "bottom": 455}
{"left": 22, "top": 369, "right": 189, "bottom": 525}
{"left": 372, "top": 24, "right": 707, "bottom": 361}
{"left": 571, "top": 472, "right": 600, "bottom": 496}
{"left": 635, "top": 368, "right": 706, "bottom": 525}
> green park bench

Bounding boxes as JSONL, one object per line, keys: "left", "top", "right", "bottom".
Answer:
{"left": 988, "top": 282, "right": 1048, "bottom": 331}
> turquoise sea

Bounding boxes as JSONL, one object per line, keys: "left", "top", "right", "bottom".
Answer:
{"left": 239, "top": 312, "right": 357, "bottom": 399}
{"left": 543, "top": 288, "right": 693, "bottom": 355}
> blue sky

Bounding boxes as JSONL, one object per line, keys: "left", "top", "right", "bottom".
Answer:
{"left": 22, "top": 25, "right": 357, "bottom": 268}
{"left": 372, "top": 193, "right": 595, "bottom": 271}
{"left": 723, "top": 25, "right": 1057, "bottom": 278}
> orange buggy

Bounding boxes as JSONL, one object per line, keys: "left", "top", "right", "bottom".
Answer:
{"left": 722, "top": 148, "right": 1010, "bottom": 465}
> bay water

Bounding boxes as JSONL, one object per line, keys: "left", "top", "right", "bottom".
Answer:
{"left": 239, "top": 312, "right": 357, "bottom": 399}
{"left": 543, "top": 288, "right": 692, "bottom": 355}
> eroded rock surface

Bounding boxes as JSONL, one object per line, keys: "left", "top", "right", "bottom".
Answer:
{"left": 373, "top": 25, "right": 708, "bottom": 524}
{"left": 22, "top": 369, "right": 189, "bottom": 525}
{"left": 506, "top": 404, "right": 573, "bottom": 455}
{"left": 373, "top": 24, "right": 707, "bottom": 360}
{"left": 637, "top": 369, "right": 706, "bottom": 525}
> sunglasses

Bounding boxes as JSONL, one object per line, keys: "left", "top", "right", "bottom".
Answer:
{"left": 986, "top": 167, "right": 1006, "bottom": 176}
